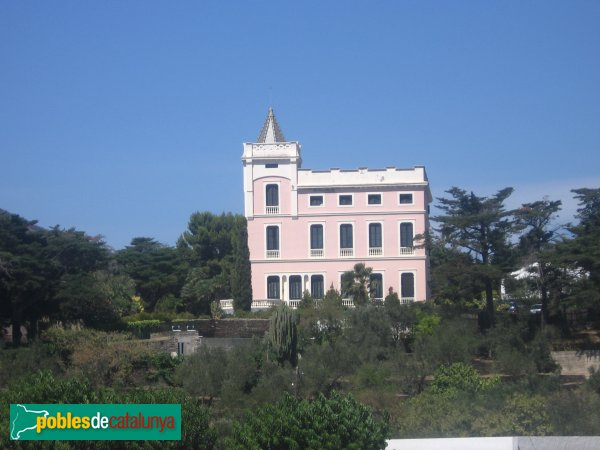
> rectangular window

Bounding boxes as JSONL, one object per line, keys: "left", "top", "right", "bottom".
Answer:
{"left": 310, "top": 195, "right": 323, "bottom": 206}
{"left": 399, "top": 193, "right": 413, "bottom": 204}
{"left": 400, "top": 222, "right": 414, "bottom": 249}
{"left": 368, "top": 194, "right": 382, "bottom": 205}
{"left": 369, "top": 223, "right": 382, "bottom": 248}
{"left": 370, "top": 273, "right": 383, "bottom": 300}
{"left": 310, "top": 224, "right": 323, "bottom": 249}
{"left": 340, "top": 224, "right": 353, "bottom": 248}
{"left": 266, "top": 184, "right": 279, "bottom": 206}
{"left": 267, "top": 276, "right": 280, "bottom": 299}
{"left": 339, "top": 194, "right": 353, "bottom": 206}
{"left": 340, "top": 224, "right": 353, "bottom": 257}
{"left": 401, "top": 273, "right": 415, "bottom": 300}
{"left": 267, "top": 226, "right": 279, "bottom": 250}
{"left": 266, "top": 226, "right": 280, "bottom": 258}
{"left": 311, "top": 275, "right": 324, "bottom": 299}
{"left": 289, "top": 275, "right": 302, "bottom": 300}
{"left": 265, "top": 163, "right": 278, "bottom": 168}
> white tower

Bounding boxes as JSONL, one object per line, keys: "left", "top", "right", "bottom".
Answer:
{"left": 242, "top": 108, "right": 302, "bottom": 218}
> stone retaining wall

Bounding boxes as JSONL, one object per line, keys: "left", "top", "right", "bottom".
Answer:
{"left": 552, "top": 350, "right": 600, "bottom": 378}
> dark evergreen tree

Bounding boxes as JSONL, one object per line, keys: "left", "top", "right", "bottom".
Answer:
{"left": 559, "top": 188, "right": 600, "bottom": 315}
{"left": 231, "top": 216, "right": 252, "bottom": 311}
{"left": 0, "top": 212, "right": 111, "bottom": 344}
{"left": 434, "top": 187, "right": 517, "bottom": 323}
{"left": 116, "top": 237, "right": 187, "bottom": 311}
{"left": 514, "top": 199, "right": 562, "bottom": 325}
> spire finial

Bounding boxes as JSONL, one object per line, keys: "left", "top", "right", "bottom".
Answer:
{"left": 257, "top": 107, "right": 285, "bottom": 143}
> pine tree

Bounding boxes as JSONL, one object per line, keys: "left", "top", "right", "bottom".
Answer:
{"left": 434, "top": 187, "right": 517, "bottom": 324}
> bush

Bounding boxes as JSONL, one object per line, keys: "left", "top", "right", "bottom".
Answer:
{"left": 126, "top": 320, "right": 161, "bottom": 338}
{"left": 226, "top": 391, "right": 389, "bottom": 450}
{"left": 430, "top": 362, "right": 499, "bottom": 397}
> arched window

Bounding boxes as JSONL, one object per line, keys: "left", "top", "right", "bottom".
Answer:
{"left": 370, "top": 273, "right": 383, "bottom": 299}
{"left": 311, "top": 275, "right": 324, "bottom": 299}
{"left": 267, "top": 276, "right": 280, "bottom": 299}
{"left": 401, "top": 273, "right": 415, "bottom": 300}
{"left": 289, "top": 275, "right": 302, "bottom": 300}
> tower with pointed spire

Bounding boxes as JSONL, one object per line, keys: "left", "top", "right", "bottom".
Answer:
{"left": 241, "top": 108, "right": 432, "bottom": 309}
{"left": 242, "top": 108, "right": 302, "bottom": 218}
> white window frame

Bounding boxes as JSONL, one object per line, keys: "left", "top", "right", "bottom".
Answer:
{"left": 338, "top": 221, "right": 354, "bottom": 257}
{"left": 264, "top": 223, "right": 281, "bottom": 259}
{"left": 366, "top": 221, "right": 384, "bottom": 257}
{"left": 288, "top": 274, "right": 303, "bottom": 301}
{"left": 399, "top": 270, "right": 417, "bottom": 303}
{"left": 264, "top": 181, "right": 281, "bottom": 215}
{"left": 398, "top": 219, "right": 416, "bottom": 256}
{"left": 309, "top": 273, "right": 326, "bottom": 300}
{"left": 308, "top": 194, "right": 325, "bottom": 208}
{"left": 398, "top": 191, "right": 415, "bottom": 206}
{"left": 308, "top": 222, "right": 326, "bottom": 258}
{"left": 265, "top": 274, "right": 282, "bottom": 300}
{"left": 338, "top": 193, "right": 354, "bottom": 207}
{"left": 370, "top": 271, "right": 385, "bottom": 300}
{"left": 367, "top": 192, "right": 383, "bottom": 206}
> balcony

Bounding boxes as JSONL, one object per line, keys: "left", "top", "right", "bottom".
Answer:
{"left": 340, "top": 248, "right": 354, "bottom": 257}
{"left": 287, "top": 300, "right": 301, "bottom": 309}
{"left": 266, "top": 250, "right": 280, "bottom": 259}
{"left": 220, "top": 299, "right": 234, "bottom": 313}
{"left": 265, "top": 205, "right": 279, "bottom": 215}
{"left": 400, "top": 246, "right": 415, "bottom": 255}
{"left": 341, "top": 298, "right": 355, "bottom": 308}
{"left": 400, "top": 297, "right": 415, "bottom": 304}
{"left": 310, "top": 249, "right": 324, "bottom": 258}
{"left": 368, "top": 247, "right": 383, "bottom": 256}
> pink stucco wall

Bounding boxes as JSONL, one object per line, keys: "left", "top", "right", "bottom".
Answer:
{"left": 253, "top": 177, "right": 292, "bottom": 215}
{"left": 247, "top": 178, "right": 429, "bottom": 302}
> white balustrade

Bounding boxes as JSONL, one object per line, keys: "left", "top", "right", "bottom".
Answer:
{"left": 340, "top": 248, "right": 354, "bottom": 257}
{"left": 310, "top": 249, "right": 324, "bottom": 257}
{"left": 219, "top": 299, "right": 234, "bottom": 311}
{"left": 400, "top": 247, "right": 415, "bottom": 255}
{"left": 287, "top": 300, "right": 301, "bottom": 309}
{"left": 369, "top": 247, "right": 383, "bottom": 256}
{"left": 341, "top": 298, "right": 355, "bottom": 308}
{"left": 265, "top": 206, "right": 279, "bottom": 215}
{"left": 266, "top": 250, "right": 280, "bottom": 259}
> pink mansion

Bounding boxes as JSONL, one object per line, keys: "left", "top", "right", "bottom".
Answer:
{"left": 243, "top": 108, "right": 431, "bottom": 306}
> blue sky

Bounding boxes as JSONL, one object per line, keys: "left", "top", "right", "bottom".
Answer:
{"left": 1, "top": 1, "right": 599, "bottom": 249}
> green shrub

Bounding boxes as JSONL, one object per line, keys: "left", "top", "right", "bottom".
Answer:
{"left": 126, "top": 320, "right": 161, "bottom": 338}
{"left": 430, "top": 362, "right": 499, "bottom": 397}
{"left": 226, "top": 392, "right": 389, "bottom": 450}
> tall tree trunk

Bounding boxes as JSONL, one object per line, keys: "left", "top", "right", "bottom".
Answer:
{"left": 485, "top": 278, "right": 495, "bottom": 324}
{"left": 482, "top": 250, "right": 495, "bottom": 325}
{"left": 541, "top": 285, "right": 549, "bottom": 330}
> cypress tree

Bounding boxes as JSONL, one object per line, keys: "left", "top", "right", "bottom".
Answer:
{"left": 231, "top": 217, "right": 253, "bottom": 311}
